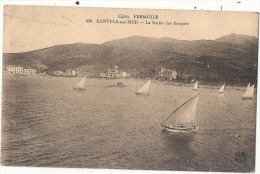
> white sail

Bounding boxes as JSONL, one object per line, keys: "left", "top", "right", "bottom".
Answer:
{"left": 242, "top": 85, "right": 254, "bottom": 99}
{"left": 162, "top": 95, "right": 199, "bottom": 128}
{"left": 219, "top": 83, "right": 225, "bottom": 93}
{"left": 174, "top": 95, "right": 199, "bottom": 126}
{"left": 193, "top": 81, "right": 198, "bottom": 90}
{"left": 246, "top": 83, "right": 250, "bottom": 90}
{"left": 74, "top": 76, "right": 86, "bottom": 89}
{"left": 136, "top": 80, "right": 151, "bottom": 95}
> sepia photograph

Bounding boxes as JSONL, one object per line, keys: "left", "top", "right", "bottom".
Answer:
{"left": 1, "top": 5, "right": 259, "bottom": 173}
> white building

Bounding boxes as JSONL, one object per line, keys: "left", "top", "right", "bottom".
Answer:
{"left": 66, "top": 69, "right": 76, "bottom": 76}
{"left": 24, "top": 68, "right": 37, "bottom": 75}
{"left": 53, "top": 70, "right": 64, "bottom": 76}
{"left": 122, "top": 72, "right": 128, "bottom": 78}
{"left": 171, "top": 71, "right": 178, "bottom": 79}
{"left": 156, "top": 66, "right": 178, "bottom": 79}
{"left": 100, "top": 69, "right": 121, "bottom": 78}
{"left": 7, "top": 65, "right": 37, "bottom": 75}
{"left": 7, "top": 65, "right": 24, "bottom": 74}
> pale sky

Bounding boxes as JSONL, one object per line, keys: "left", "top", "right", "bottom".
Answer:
{"left": 3, "top": 5, "right": 259, "bottom": 53}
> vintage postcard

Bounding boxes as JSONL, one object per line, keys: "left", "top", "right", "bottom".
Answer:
{"left": 1, "top": 5, "right": 259, "bottom": 173}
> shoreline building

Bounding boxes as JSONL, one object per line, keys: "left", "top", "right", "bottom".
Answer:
{"left": 66, "top": 69, "right": 76, "bottom": 76}
{"left": 52, "top": 69, "right": 76, "bottom": 76}
{"left": 53, "top": 70, "right": 64, "bottom": 76}
{"left": 122, "top": 72, "right": 129, "bottom": 78}
{"left": 7, "top": 65, "right": 36, "bottom": 75}
{"left": 23, "top": 68, "right": 37, "bottom": 75}
{"left": 156, "top": 66, "right": 178, "bottom": 80}
{"left": 7, "top": 65, "right": 24, "bottom": 74}
{"left": 100, "top": 69, "right": 122, "bottom": 78}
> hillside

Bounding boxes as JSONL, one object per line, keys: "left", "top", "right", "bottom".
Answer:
{"left": 3, "top": 34, "right": 258, "bottom": 84}
{"left": 215, "top": 33, "right": 258, "bottom": 45}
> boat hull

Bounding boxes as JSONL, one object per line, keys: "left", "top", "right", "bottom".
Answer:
{"left": 135, "top": 92, "right": 149, "bottom": 95}
{"left": 162, "top": 125, "right": 199, "bottom": 133}
{"left": 241, "top": 97, "right": 253, "bottom": 100}
{"left": 73, "top": 87, "right": 86, "bottom": 90}
{"left": 107, "top": 85, "right": 127, "bottom": 87}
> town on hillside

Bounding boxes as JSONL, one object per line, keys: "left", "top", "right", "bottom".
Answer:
{"left": 4, "top": 65, "right": 181, "bottom": 81}
{"left": 4, "top": 64, "right": 257, "bottom": 86}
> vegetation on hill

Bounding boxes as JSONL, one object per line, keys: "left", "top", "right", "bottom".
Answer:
{"left": 3, "top": 34, "right": 258, "bottom": 85}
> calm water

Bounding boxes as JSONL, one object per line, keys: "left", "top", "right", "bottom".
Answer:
{"left": 1, "top": 75, "right": 256, "bottom": 172}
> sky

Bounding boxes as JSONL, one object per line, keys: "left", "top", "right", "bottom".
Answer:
{"left": 3, "top": 5, "right": 259, "bottom": 53}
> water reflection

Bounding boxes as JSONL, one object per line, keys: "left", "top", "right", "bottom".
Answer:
{"left": 161, "top": 130, "right": 194, "bottom": 150}
{"left": 160, "top": 130, "right": 197, "bottom": 170}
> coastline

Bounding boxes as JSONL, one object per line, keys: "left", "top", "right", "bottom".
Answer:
{"left": 3, "top": 72, "right": 254, "bottom": 91}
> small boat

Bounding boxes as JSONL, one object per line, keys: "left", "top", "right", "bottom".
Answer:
{"left": 241, "top": 85, "right": 254, "bottom": 100}
{"left": 219, "top": 83, "right": 225, "bottom": 93}
{"left": 192, "top": 81, "right": 198, "bottom": 91}
{"left": 246, "top": 83, "right": 250, "bottom": 90}
{"left": 135, "top": 80, "right": 151, "bottom": 95}
{"left": 107, "top": 82, "right": 127, "bottom": 87}
{"left": 161, "top": 94, "right": 200, "bottom": 133}
{"left": 73, "top": 76, "right": 87, "bottom": 90}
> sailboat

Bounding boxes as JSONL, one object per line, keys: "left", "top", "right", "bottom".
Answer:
{"left": 241, "top": 85, "right": 254, "bottom": 100}
{"left": 192, "top": 81, "right": 198, "bottom": 91}
{"left": 246, "top": 83, "right": 250, "bottom": 90}
{"left": 219, "top": 83, "right": 225, "bottom": 93}
{"left": 161, "top": 94, "right": 200, "bottom": 133}
{"left": 73, "top": 76, "right": 87, "bottom": 90}
{"left": 135, "top": 80, "right": 151, "bottom": 95}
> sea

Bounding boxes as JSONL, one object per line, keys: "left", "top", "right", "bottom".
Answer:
{"left": 1, "top": 75, "right": 256, "bottom": 172}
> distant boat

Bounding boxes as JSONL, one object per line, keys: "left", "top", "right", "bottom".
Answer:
{"left": 161, "top": 94, "right": 200, "bottom": 133}
{"left": 107, "top": 82, "right": 127, "bottom": 87}
{"left": 219, "top": 83, "right": 225, "bottom": 93}
{"left": 246, "top": 83, "right": 250, "bottom": 90}
{"left": 242, "top": 85, "right": 254, "bottom": 100}
{"left": 73, "top": 76, "right": 87, "bottom": 90}
{"left": 192, "top": 81, "right": 198, "bottom": 91}
{"left": 135, "top": 80, "right": 151, "bottom": 95}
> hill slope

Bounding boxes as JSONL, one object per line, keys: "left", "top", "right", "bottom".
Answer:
{"left": 3, "top": 34, "right": 258, "bottom": 83}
